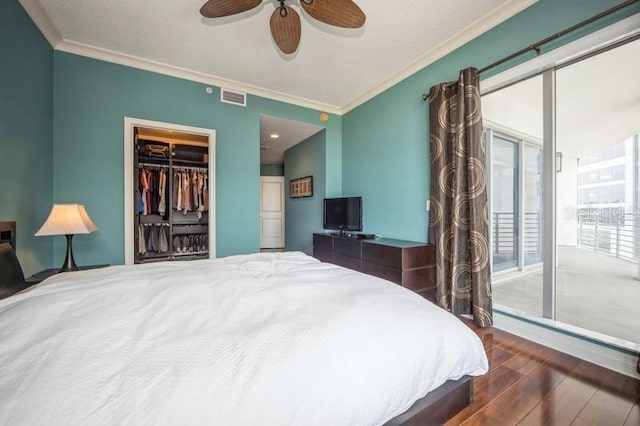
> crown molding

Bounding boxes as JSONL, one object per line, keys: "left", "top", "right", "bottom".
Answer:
{"left": 19, "top": 0, "right": 63, "bottom": 47}
{"left": 18, "top": 0, "right": 341, "bottom": 115}
{"left": 55, "top": 40, "right": 342, "bottom": 115}
{"left": 341, "top": 0, "right": 537, "bottom": 114}
{"left": 20, "top": 0, "right": 534, "bottom": 116}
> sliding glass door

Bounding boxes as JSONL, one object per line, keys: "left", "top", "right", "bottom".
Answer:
{"left": 554, "top": 37, "right": 640, "bottom": 344}
{"left": 483, "top": 75, "right": 544, "bottom": 318}
{"left": 482, "top": 36, "right": 640, "bottom": 346}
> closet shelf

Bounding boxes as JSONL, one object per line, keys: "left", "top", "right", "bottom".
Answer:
{"left": 138, "top": 156, "right": 170, "bottom": 165}
{"left": 139, "top": 215, "right": 169, "bottom": 224}
{"left": 173, "top": 251, "right": 209, "bottom": 257}
{"left": 171, "top": 158, "right": 208, "bottom": 167}
{"left": 139, "top": 252, "right": 171, "bottom": 259}
{"left": 172, "top": 216, "right": 208, "bottom": 225}
{"left": 173, "top": 225, "right": 208, "bottom": 235}
{"left": 173, "top": 212, "right": 209, "bottom": 225}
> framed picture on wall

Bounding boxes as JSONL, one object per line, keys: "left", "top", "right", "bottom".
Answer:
{"left": 290, "top": 176, "right": 313, "bottom": 198}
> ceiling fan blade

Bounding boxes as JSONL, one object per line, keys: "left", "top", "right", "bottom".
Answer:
{"left": 300, "top": 0, "right": 365, "bottom": 29}
{"left": 200, "top": 0, "right": 261, "bottom": 18}
{"left": 270, "top": 5, "right": 301, "bottom": 55}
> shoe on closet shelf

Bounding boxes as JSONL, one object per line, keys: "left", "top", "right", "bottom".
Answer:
{"left": 193, "top": 234, "right": 200, "bottom": 253}
{"left": 198, "top": 235, "right": 205, "bottom": 252}
{"left": 181, "top": 235, "right": 190, "bottom": 253}
{"left": 173, "top": 236, "right": 181, "bottom": 254}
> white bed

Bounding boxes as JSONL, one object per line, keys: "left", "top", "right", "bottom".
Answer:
{"left": 0, "top": 251, "right": 487, "bottom": 425}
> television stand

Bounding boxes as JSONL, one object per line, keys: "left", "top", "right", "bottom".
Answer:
{"left": 312, "top": 233, "right": 436, "bottom": 302}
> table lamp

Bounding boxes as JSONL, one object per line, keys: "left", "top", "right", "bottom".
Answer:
{"left": 35, "top": 204, "right": 98, "bottom": 272}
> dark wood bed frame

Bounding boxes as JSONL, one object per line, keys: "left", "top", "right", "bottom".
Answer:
{"left": 385, "top": 375, "right": 473, "bottom": 425}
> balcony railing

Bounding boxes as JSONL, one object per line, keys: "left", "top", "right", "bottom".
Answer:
{"left": 492, "top": 211, "right": 639, "bottom": 263}
{"left": 493, "top": 212, "right": 542, "bottom": 256}
{"left": 578, "top": 213, "right": 638, "bottom": 262}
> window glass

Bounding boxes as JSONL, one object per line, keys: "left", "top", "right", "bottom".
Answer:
{"left": 483, "top": 75, "right": 543, "bottom": 318}
{"left": 556, "top": 38, "right": 640, "bottom": 344}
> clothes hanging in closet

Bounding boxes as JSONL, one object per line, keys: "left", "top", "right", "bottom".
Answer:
{"left": 139, "top": 167, "right": 169, "bottom": 219}
{"left": 172, "top": 170, "right": 208, "bottom": 216}
{"left": 137, "top": 223, "right": 170, "bottom": 255}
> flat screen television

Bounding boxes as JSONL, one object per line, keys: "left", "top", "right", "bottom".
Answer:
{"left": 323, "top": 197, "right": 362, "bottom": 232}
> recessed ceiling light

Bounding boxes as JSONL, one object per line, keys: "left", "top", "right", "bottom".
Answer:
{"left": 270, "top": 133, "right": 280, "bottom": 139}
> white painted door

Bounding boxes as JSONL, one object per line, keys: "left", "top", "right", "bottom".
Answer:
{"left": 260, "top": 176, "right": 285, "bottom": 249}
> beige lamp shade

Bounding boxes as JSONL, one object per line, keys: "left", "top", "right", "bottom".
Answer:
{"left": 35, "top": 204, "right": 98, "bottom": 236}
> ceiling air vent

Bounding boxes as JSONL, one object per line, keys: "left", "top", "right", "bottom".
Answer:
{"left": 220, "top": 88, "right": 247, "bottom": 107}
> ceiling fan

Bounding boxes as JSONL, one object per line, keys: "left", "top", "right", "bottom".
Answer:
{"left": 200, "top": 0, "right": 366, "bottom": 55}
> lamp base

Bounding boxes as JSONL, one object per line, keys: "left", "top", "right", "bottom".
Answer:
{"left": 59, "top": 234, "right": 79, "bottom": 273}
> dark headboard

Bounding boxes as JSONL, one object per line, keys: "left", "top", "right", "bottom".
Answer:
{"left": 0, "top": 222, "right": 16, "bottom": 250}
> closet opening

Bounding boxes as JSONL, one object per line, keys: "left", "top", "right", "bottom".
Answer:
{"left": 123, "top": 118, "right": 216, "bottom": 265}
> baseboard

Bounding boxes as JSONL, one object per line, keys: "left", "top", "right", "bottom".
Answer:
{"left": 494, "top": 311, "right": 640, "bottom": 379}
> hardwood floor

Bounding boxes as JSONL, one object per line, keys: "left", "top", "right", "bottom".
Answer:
{"left": 447, "top": 319, "right": 640, "bottom": 425}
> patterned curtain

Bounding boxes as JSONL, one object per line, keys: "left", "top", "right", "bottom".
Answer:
{"left": 428, "top": 67, "right": 493, "bottom": 327}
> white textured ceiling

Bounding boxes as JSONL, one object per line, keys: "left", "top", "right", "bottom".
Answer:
{"left": 21, "top": 0, "right": 535, "bottom": 113}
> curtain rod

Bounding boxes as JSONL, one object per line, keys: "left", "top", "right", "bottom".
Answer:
{"left": 421, "top": 0, "right": 638, "bottom": 101}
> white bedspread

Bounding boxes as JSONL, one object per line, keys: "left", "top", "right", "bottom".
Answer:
{"left": 0, "top": 252, "right": 487, "bottom": 425}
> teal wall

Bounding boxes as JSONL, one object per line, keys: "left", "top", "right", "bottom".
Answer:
{"left": 7, "top": 0, "right": 638, "bottom": 269}
{"left": 284, "top": 131, "right": 326, "bottom": 254}
{"left": 0, "top": 0, "right": 53, "bottom": 276}
{"left": 260, "top": 164, "right": 284, "bottom": 176}
{"left": 52, "top": 53, "right": 341, "bottom": 266}
{"left": 342, "top": 0, "right": 640, "bottom": 243}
